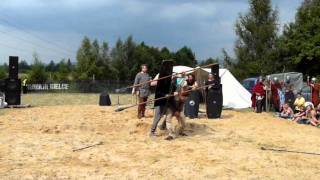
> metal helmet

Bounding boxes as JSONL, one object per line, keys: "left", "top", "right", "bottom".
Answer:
{"left": 286, "top": 76, "right": 290, "bottom": 83}
{"left": 286, "top": 76, "right": 290, "bottom": 81}
{"left": 273, "top": 77, "right": 278, "bottom": 82}
{"left": 258, "top": 76, "right": 264, "bottom": 82}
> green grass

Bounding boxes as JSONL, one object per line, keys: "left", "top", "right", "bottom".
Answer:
{"left": 21, "top": 93, "right": 133, "bottom": 107}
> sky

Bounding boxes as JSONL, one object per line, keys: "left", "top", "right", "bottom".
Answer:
{"left": 0, "top": 0, "right": 303, "bottom": 64}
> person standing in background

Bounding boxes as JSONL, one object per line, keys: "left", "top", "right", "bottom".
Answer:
{"left": 251, "top": 77, "right": 266, "bottom": 113}
{"left": 309, "top": 77, "right": 320, "bottom": 107}
{"left": 132, "top": 64, "right": 151, "bottom": 119}
{"left": 22, "top": 78, "right": 28, "bottom": 94}
{"left": 271, "top": 77, "right": 282, "bottom": 112}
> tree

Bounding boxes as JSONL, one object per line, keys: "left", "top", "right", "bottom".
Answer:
{"left": 99, "top": 41, "right": 114, "bottom": 80}
{"left": 174, "top": 46, "right": 197, "bottom": 67}
{"left": 28, "top": 52, "right": 48, "bottom": 83}
{"left": 111, "top": 38, "right": 129, "bottom": 81}
{"left": 57, "top": 59, "right": 70, "bottom": 81}
{"left": 234, "top": 0, "right": 279, "bottom": 80}
{"left": 46, "top": 60, "right": 58, "bottom": 72}
{"left": 199, "top": 57, "right": 219, "bottom": 66}
{"left": 278, "top": 0, "right": 320, "bottom": 76}
{"left": 19, "top": 60, "right": 31, "bottom": 73}
{"left": 76, "top": 37, "right": 99, "bottom": 80}
{"left": 0, "top": 66, "right": 6, "bottom": 79}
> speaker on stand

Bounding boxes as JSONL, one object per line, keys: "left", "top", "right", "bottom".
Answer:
{"left": 5, "top": 56, "right": 21, "bottom": 106}
{"left": 0, "top": 79, "right": 5, "bottom": 92}
{"left": 9, "top": 56, "right": 19, "bottom": 79}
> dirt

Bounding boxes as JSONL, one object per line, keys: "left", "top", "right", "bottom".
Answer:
{"left": 0, "top": 105, "right": 320, "bottom": 179}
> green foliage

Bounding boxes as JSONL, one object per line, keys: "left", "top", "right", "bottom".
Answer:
{"left": 28, "top": 52, "right": 48, "bottom": 83}
{"left": 233, "top": 0, "right": 279, "bottom": 80}
{"left": 19, "top": 60, "right": 31, "bottom": 73}
{"left": 278, "top": 0, "right": 320, "bottom": 76}
{"left": 18, "top": 35, "right": 202, "bottom": 82}
{"left": 174, "top": 46, "right": 197, "bottom": 67}
{"left": 0, "top": 66, "right": 6, "bottom": 79}
{"left": 199, "top": 57, "right": 219, "bottom": 66}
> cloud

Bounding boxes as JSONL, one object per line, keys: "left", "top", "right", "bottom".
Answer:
{"left": 158, "top": 2, "right": 217, "bottom": 21}
{"left": 0, "top": 0, "right": 304, "bottom": 64}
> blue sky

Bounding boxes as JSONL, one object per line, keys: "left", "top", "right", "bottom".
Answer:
{"left": 0, "top": 0, "right": 303, "bottom": 64}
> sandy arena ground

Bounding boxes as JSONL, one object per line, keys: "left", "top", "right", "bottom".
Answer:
{"left": 1, "top": 102, "right": 320, "bottom": 179}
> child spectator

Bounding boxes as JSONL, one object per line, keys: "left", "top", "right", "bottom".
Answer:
{"left": 279, "top": 103, "right": 294, "bottom": 119}
{"left": 294, "top": 92, "right": 305, "bottom": 113}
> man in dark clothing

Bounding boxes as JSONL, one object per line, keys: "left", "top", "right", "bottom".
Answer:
{"left": 271, "top": 77, "right": 282, "bottom": 112}
{"left": 251, "top": 77, "right": 266, "bottom": 113}
{"left": 205, "top": 73, "right": 219, "bottom": 94}
{"left": 164, "top": 77, "right": 189, "bottom": 140}
{"left": 132, "top": 64, "right": 151, "bottom": 119}
{"left": 149, "top": 74, "right": 185, "bottom": 137}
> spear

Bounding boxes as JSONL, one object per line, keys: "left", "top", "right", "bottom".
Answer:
{"left": 115, "top": 84, "right": 214, "bottom": 112}
{"left": 115, "top": 63, "right": 218, "bottom": 93}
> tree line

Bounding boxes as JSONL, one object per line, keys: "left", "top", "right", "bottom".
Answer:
{"left": 0, "top": 36, "right": 200, "bottom": 83}
{"left": 0, "top": 0, "right": 319, "bottom": 82}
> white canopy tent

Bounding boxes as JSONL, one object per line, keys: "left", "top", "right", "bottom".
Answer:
{"left": 155, "top": 66, "right": 251, "bottom": 109}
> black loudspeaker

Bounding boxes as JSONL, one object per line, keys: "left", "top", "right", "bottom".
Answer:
{"left": 184, "top": 91, "right": 200, "bottom": 119}
{"left": 0, "top": 79, "right": 5, "bottom": 92}
{"left": 211, "top": 64, "right": 220, "bottom": 84}
{"left": 5, "top": 92, "right": 21, "bottom": 105}
{"left": 99, "top": 92, "right": 111, "bottom": 106}
{"left": 207, "top": 84, "right": 223, "bottom": 119}
{"left": 9, "top": 56, "right": 19, "bottom": 79}
{"left": 5, "top": 78, "right": 21, "bottom": 105}
{"left": 5, "top": 78, "right": 21, "bottom": 92}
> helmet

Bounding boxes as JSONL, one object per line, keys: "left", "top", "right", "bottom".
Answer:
{"left": 311, "top": 77, "right": 316, "bottom": 82}
{"left": 258, "top": 76, "right": 264, "bottom": 82}
{"left": 286, "top": 76, "right": 290, "bottom": 80}
{"left": 273, "top": 77, "right": 278, "bottom": 82}
{"left": 304, "top": 102, "right": 314, "bottom": 109}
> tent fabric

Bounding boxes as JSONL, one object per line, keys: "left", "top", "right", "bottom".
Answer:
{"left": 155, "top": 66, "right": 252, "bottom": 109}
{"left": 267, "top": 72, "right": 303, "bottom": 95}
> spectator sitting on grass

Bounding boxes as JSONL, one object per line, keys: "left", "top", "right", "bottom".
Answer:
{"left": 294, "top": 92, "right": 305, "bottom": 113}
{"left": 316, "top": 104, "right": 320, "bottom": 119}
{"left": 293, "top": 106, "right": 306, "bottom": 123}
{"left": 279, "top": 103, "right": 294, "bottom": 119}
{"left": 293, "top": 103, "right": 316, "bottom": 125}
{"left": 310, "top": 103, "right": 320, "bottom": 127}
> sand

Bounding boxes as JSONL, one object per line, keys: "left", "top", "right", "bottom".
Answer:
{"left": 0, "top": 105, "right": 320, "bottom": 179}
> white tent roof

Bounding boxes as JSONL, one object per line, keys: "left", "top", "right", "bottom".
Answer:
{"left": 173, "top": 66, "right": 194, "bottom": 73}
{"left": 154, "top": 66, "right": 251, "bottom": 109}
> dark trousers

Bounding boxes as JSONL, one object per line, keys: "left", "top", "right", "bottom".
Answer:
{"left": 150, "top": 105, "right": 167, "bottom": 134}
{"left": 22, "top": 86, "right": 27, "bottom": 94}
{"left": 256, "top": 98, "right": 266, "bottom": 113}
{"left": 138, "top": 97, "right": 148, "bottom": 118}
